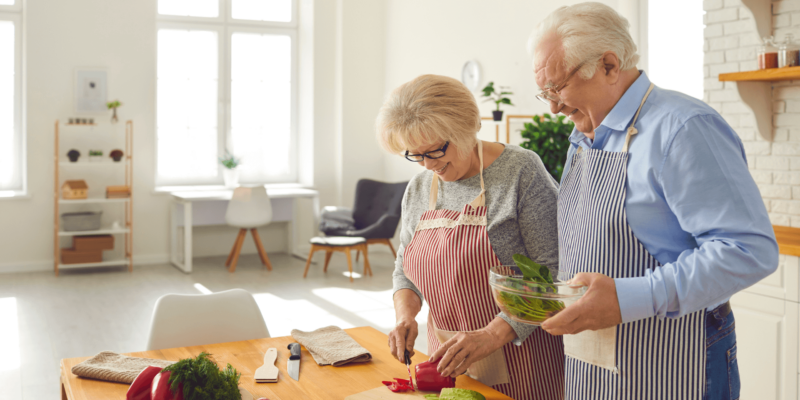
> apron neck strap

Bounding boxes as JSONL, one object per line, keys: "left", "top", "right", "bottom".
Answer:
{"left": 429, "top": 140, "right": 486, "bottom": 210}
{"left": 621, "top": 83, "right": 655, "bottom": 153}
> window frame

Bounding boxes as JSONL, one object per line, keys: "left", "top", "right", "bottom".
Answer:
{"left": 0, "top": 10, "right": 24, "bottom": 196}
{"left": 155, "top": 0, "right": 299, "bottom": 188}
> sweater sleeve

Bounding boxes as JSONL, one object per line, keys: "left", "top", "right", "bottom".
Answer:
{"left": 392, "top": 177, "right": 424, "bottom": 302}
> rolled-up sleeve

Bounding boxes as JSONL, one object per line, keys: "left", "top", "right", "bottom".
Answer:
{"left": 615, "top": 114, "right": 779, "bottom": 323}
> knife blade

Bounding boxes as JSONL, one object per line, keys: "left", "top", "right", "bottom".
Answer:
{"left": 287, "top": 343, "right": 301, "bottom": 381}
{"left": 404, "top": 350, "right": 415, "bottom": 391}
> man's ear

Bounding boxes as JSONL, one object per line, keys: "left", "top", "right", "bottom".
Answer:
{"left": 602, "top": 51, "right": 621, "bottom": 83}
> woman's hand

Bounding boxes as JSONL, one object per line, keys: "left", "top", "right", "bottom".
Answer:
{"left": 389, "top": 318, "right": 419, "bottom": 362}
{"left": 429, "top": 317, "right": 516, "bottom": 378}
{"left": 389, "top": 288, "right": 423, "bottom": 363}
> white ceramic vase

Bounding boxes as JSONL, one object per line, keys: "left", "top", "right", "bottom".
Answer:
{"left": 223, "top": 168, "right": 239, "bottom": 188}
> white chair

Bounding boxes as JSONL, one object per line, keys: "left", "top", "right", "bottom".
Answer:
{"left": 145, "top": 288, "right": 270, "bottom": 351}
{"left": 225, "top": 186, "right": 273, "bottom": 272}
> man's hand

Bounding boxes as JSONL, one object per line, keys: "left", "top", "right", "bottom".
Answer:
{"left": 541, "top": 272, "right": 622, "bottom": 335}
{"left": 388, "top": 318, "right": 418, "bottom": 362}
{"left": 429, "top": 317, "right": 516, "bottom": 378}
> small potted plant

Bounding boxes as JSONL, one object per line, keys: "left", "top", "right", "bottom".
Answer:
{"left": 109, "top": 149, "right": 124, "bottom": 162}
{"left": 219, "top": 150, "right": 241, "bottom": 188}
{"left": 67, "top": 149, "right": 80, "bottom": 162}
{"left": 88, "top": 149, "right": 103, "bottom": 162}
{"left": 481, "top": 82, "right": 514, "bottom": 121}
{"left": 107, "top": 100, "right": 122, "bottom": 124}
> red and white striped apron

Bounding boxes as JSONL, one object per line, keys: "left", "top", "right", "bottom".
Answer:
{"left": 404, "top": 141, "right": 565, "bottom": 400}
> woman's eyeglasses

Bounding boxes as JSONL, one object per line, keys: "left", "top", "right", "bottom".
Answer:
{"left": 405, "top": 142, "right": 449, "bottom": 162}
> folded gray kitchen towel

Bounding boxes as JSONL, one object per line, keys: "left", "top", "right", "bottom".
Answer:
{"left": 71, "top": 351, "right": 174, "bottom": 384}
{"left": 291, "top": 326, "right": 372, "bottom": 366}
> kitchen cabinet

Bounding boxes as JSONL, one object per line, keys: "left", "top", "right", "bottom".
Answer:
{"left": 731, "top": 254, "right": 800, "bottom": 400}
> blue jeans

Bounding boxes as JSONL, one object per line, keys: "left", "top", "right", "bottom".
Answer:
{"left": 705, "top": 303, "right": 740, "bottom": 400}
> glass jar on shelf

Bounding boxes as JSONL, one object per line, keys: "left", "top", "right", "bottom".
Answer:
{"left": 758, "top": 36, "right": 778, "bottom": 69}
{"left": 779, "top": 33, "right": 800, "bottom": 68}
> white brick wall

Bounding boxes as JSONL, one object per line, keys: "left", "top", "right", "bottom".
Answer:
{"left": 704, "top": 0, "right": 800, "bottom": 227}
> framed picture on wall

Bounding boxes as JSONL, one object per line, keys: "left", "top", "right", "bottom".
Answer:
{"left": 74, "top": 69, "right": 107, "bottom": 113}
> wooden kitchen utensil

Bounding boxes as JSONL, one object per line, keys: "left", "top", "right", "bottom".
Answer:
{"left": 345, "top": 386, "right": 438, "bottom": 399}
{"left": 254, "top": 348, "right": 279, "bottom": 383}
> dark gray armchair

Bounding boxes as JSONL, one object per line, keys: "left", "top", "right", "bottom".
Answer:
{"left": 321, "top": 179, "right": 408, "bottom": 257}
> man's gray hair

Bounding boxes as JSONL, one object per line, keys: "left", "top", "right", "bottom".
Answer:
{"left": 529, "top": 2, "right": 639, "bottom": 79}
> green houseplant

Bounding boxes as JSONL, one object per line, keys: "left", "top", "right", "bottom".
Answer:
{"left": 218, "top": 150, "right": 241, "bottom": 188}
{"left": 480, "top": 82, "right": 514, "bottom": 121}
{"left": 518, "top": 113, "right": 574, "bottom": 182}
{"left": 107, "top": 100, "right": 122, "bottom": 124}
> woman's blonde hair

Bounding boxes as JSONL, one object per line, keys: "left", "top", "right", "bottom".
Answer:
{"left": 376, "top": 74, "right": 480, "bottom": 159}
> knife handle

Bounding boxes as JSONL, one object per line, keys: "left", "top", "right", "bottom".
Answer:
{"left": 404, "top": 349, "right": 411, "bottom": 365}
{"left": 288, "top": 343, "right": 301, "bottom": 361}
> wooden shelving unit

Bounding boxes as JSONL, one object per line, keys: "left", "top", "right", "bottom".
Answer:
{"left": 774, "top": 225, "right": 800, "bottom": 257}
{"left": 54, "top": 120, "right": 134, "bottom": 276}
{"left": 719, "top": 67, "right": 800, "bottom": 82}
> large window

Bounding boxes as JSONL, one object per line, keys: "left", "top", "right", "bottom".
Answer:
{"left": 0, "top": 1, "right": 22, "bottom": 195}
{"left": 156, "top": 0, "right": 297, "bottom": 187}
{"left": 647, "top": 0, "right": 704, "bottom": 99}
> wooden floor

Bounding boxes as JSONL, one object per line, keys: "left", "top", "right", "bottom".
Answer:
{"left": 0, "top": 251, "right": 428, "bottom": 400}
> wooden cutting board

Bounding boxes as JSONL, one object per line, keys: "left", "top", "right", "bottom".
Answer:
{"left": 345, "top": 386, "right": 439, "bottom": 399}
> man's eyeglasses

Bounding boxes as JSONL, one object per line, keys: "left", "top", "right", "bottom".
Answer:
{"left": 405, "top": 142, "right": 449, "bottom": 162}
{"left": 535, "top": 60, "right": 589, "bottom": 107}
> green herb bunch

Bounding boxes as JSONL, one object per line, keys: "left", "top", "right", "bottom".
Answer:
{"left": 496, "top": 254, "right": 565, "bottom": 323}
{"left": 89, "top": 150, "right": 103, "bottom": 156}
{"left": 162, "top": 352, "right": 242, "bottom": 400}
{"left": 218, "top": 150, "right": 240, "bottom": 170}
{"left": 518, "top": 113, "right": 573, "bottom": 182}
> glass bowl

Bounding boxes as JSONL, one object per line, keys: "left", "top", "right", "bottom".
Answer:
{"left": 489, "top": 265, "right": 587, "bottom": 326}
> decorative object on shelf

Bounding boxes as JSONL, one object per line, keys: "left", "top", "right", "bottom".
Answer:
{"left": 779, "top": 33, "right": 799, "bottom": 68}
{"left": 758, "top": 36, "right": 778, "bottom": 70}
{"left": 106, "top": 185, "right": 131, "bottom": 199}
{"left": 74, "top": 235, "right": 114, "bottom": 251}
{"left": 518, "top": 114, "right": 573, "bottom": 182}
{"left": 89, "top": 149, "right": 103, "bottom": 162}
{"left": 481, "top": 81, "right": 514, "bottom": 121}
{"left": 75, "top": 69, "right": 108, "bottom": 113}
{"left": 62, "top": 180, "right": 89, "bottom": 199}
{"left": 219, "top": 149, "right": 241, "bottom": 188}
{"left": 61, "top": 211, "right": 102, "bottom": 231}
{"left": 110, "top": 149, "right": 124, "bottom": 162}
{"left": 61, "top": 248, "right": 103, "bottom": 264}
{"left": 107, "top": 100, "right": 122, "bottom": 123}
{"left": 461, "top": 60, "right": 481, "bottom": 91}
{"left": 67, "top": 149, "right": 81, "bottom": 162}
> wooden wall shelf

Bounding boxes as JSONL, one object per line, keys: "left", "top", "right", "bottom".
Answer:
{"left": 774, "top": 225, "right": 800, "bottom": 257}
{"left": 719, "top": 67, "right": 800, "bottom": 82}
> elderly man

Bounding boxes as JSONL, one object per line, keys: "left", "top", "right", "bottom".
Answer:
{"left": 531, "top": 3, "right": 778, "bottom": 399}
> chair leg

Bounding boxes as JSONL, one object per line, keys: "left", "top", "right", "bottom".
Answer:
{"left": 323, "top": 250, "right": 333, "bottom": 273}
{"left": 345, "top": 247, "right": 354, "bottom": 282}
{"left": 251, "top": 228, "right": 272, "bottom": 271}
{"left": 303, "top": 245, "right": 317, "bottom": 278}
{"left": 361, "top": 244, "right": 372, "bottom": 277}
{"left": 225, "top": 229, "right": 245, "bottom": 267}
{"left": 386, "top": 239, "right": 397, "bottom": 258}
{"left": 356, "top": 250, "right": 360, "bottom": 262}
{"left": 229, "top": 229, "right": 247, "bottom": 273}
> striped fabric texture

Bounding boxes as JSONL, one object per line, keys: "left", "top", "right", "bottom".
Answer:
{"left": 558, "top": 148, "right": 706, "bottom": 400}
{"left": 405, "top": 204, "right": 565, "bottom": 400}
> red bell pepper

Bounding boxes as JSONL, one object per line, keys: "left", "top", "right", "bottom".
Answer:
{"left": 151, "top": 370, "right": 183, "bottom": 400}
{"left": 127, "top": 366, "right": 163, "bottom": 400}
{"left": 382, "top": 378, "right": 414, "bottom": 392}
{"left": 415, "top": 359, "right": 456, "bottom": 392}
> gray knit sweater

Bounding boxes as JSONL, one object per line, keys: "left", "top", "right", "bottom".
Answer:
{"left": 392, "top": 144, "right": 560, "bottom": 343}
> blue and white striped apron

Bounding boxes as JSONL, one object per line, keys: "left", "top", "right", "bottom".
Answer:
{"left": 558, "top": 83, "right": 707, "bottom": 400}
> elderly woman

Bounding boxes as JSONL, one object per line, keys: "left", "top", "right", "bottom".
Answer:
{"left": 376, "top": 74, "right": 564, "bottom": 399}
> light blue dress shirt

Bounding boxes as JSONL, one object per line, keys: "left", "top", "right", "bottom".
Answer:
{"left": 561, "top": 71, "right": 779, "bottom": 323}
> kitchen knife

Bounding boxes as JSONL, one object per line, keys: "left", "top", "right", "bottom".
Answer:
{"left": 404, "top": 350, "right": 415, "bottom": 391}
{"left": 287, "top": 343, "right": 301, "bottom": 381}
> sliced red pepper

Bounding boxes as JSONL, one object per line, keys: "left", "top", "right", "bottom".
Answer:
{"left": 382, "top": 378, "right": 414, "bottom": 392}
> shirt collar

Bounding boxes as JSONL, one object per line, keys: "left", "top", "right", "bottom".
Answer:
{"left": 568, "top": 70, "right": 650, "bottom": 147}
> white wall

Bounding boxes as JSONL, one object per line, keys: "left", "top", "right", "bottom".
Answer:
{"left": 382, "top": 0, "right": 619, "bottom": 182}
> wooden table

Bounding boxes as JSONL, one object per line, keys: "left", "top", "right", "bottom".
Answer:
{"left": 60, "top": 327, "right": 513, "bottom": 400}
